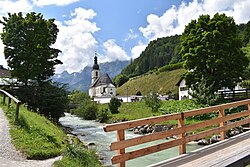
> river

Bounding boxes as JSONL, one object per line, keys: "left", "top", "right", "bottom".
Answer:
{"left": 59, "top": 113, "right": 203, "bottom": 167}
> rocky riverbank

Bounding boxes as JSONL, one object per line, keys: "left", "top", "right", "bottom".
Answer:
{"left": 129, "top": 124, "right": 248, "bottom": 146}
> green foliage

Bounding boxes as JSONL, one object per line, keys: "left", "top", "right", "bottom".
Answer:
{"left": 108, "top": 97, "right": 121, "bottom": 114}
{"left": 99, "top": 101, "right": 159, "bottom": 122}
{"left": 1, "top": 104, "right": 66, "bottom": 159}
{"left": 242, "top": 41, "right": 250, "bottom": 80}
{"left": 70, "top": 91, "right": 98, "bottom": 120}
{"left": 113, "top": 74, "right": 129, "bottom": 87}
{"left": 69, "top": 90, "right": 90, "bottom": 104}
{"left": 54, "top": 145, "right": 100, "bottom": 167}
{"left": 159, "top": 99, "right": 214, "bottom": 120}
{"left": 237, "top": 20, "right": 250, "bottom": 47}
{"left": 0, "top": 12, "right": 62, "bottom": 84}
{"left": 99, "top": 100, "right": 208, "bottom": 124}
{"left": 74, "top": 101, "right": 98, "bottom": 120}
{"left": 160, "top": 99, "right": 206, "bottom": 114}
{"left": 225, "top": 105, "right": 247, "bottom": 115}
{"left": 158, "top": 62, "right": 183, "bottom": 73}
{"left": 240, "top": 80, "right": 250, "bottom": 89}
{"left": 14, "top": 82, "right": 69, "bottom": 122}
{"left": 122, "top": 35, "right": 181, "bottom": 77}
{"left": 181, "top": 13, "right": 249, "bottom": 98}
{"left": 82, "top": 102, "right": 98, "bottom": 120}
{"left": 190, "top": 77, "right": 222, "bottom": 106}
{"left": 145, "top": 91, "right": 162, "bottom": 112}
{"left": 97, "top": 108, "right": 111, "bottom": 123}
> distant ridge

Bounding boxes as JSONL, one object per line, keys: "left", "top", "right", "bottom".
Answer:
{"left": 52, "top": 60, "right": 129, "bottom": 92}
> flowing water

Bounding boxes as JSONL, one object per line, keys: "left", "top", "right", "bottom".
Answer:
{"left": 59, "top": 113, "right": 203, "bottom": 167}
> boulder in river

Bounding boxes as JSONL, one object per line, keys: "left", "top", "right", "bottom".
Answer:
{"left": 210, "top": 135, "right": 221, "bottom": 144}
{"left": 197, "top": 139, "right": 210, "bottom": 145}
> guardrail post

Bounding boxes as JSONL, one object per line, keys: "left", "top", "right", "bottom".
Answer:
{"left": 3, "top": 94, "right": 6, "bottom": 104}
{"left": 8, "top": 97, "right": 11, "bottom": 108}
{"left": 117, "top": 129, "right": 125, "bottom": 167}
{"left": 219, "top": 109, "right": 225, "bottom": 140}
{"left": 15, "top": 102, "right": 20, "bottom": 123}
{"left": 178, "top": 112, "right": 186, "bottom": 154}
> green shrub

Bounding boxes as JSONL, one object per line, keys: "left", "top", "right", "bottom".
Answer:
{"left": 113, "top": 74, "right": 129, "bottom": 87}
{"left": 109, "top": 97, "right": 121, "bottom": 114}
{"left": 145, "top": 91, "right": 162, "bottom": 112}
{"left": 190, "top": 77, "right": 223, "bottom": 106}
{"left": 54, "top": 145, "right": 100, "bottom": 167}
{"left": 158, "top": 62, "right": 183, "bottom": 73}
{"left": 85, "top": 102, "right": 98, "bottom": 120}
{"left": 97, "top": 108, "right": 110, "bottom": 123}
{"left": 70, "top": 91, "right": 98, "bottom": 120}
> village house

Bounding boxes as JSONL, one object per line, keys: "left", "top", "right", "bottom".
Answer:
{"left": 89, "top": 56, "right": 116, "bottom": 98}
{"left": 0, "top": 65, "right": 11, "bottom": 86}
{"left": 176, "top": 78, "right": 245, "bottom": 100}
{"left": 176, "top": 78, "right": 192, "bottom": 100}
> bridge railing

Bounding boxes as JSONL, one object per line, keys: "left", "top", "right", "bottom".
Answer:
{"left": 0, "top": 89, "right": 21, "bottom": 122}
{"left": 103, "top": 99, "right": 250, "bottom": 167}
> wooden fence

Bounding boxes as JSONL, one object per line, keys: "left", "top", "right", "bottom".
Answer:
{"left": 0, "top": 89, "right": 21, "bottom": 122}
{"left": 218, "top": 89, "right": 250, "bottom": 101}
{"left": 104, "top": 99, "right": 250, "bottom": 167}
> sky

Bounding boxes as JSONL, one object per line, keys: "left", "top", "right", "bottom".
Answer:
{"left": 0, "top": 0, "right": 250, "bottom": 74}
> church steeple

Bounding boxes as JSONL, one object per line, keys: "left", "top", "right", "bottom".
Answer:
{"left": 92, "top": 52, "right": 99, "bottom": 70}
{"left": 91, "top": 52, "right": 100, "bottom": 83}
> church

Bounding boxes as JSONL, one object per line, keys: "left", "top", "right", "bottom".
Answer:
{"left": 89, "top": 56, "right": 116, "bottom": 98}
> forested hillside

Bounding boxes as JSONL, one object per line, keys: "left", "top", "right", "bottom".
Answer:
{"left": 120, "top": 21, "right": 250, "bottom": 79}
{"left": 121, "top": 35, "right": 181, "bottom": 77}
{"left": 238, "top": 21, "right": 250, "bottom": 47}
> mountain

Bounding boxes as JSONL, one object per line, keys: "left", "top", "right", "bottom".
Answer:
{"left": 52, "top": 60, "right": 130, "bottom": 92}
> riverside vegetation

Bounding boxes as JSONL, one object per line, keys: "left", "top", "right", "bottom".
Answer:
{"left": 0, "top": 96, "right": 101, "bottom": 167}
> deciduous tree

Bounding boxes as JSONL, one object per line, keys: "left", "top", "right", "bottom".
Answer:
{"left": 181, "top": 13, "right": 249, "bottom": 97}
{"left": 0, "top": 12, "right": 62, "bottom": 85}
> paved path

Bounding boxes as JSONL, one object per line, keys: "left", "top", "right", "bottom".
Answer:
{"left": 0, "top": 108, "right": 62, "bottom": 167}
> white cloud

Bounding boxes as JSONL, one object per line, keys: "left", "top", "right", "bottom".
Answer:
{"left": 0, "top": 38, "right": 7, "bottom": 68}
{"left": 139, "top": 6, "right": 178, "bottom": 39}
{"left": 54, "top": 8, "right": 100, "bottom": 73}
{"left": 101, "top": 39, "right": 129, "bottom": 62}
{"left": 0, "top": 23, "right": 7, "bottom": 68}
{"left": 124, "top": 29, "right": 139, "bottom": 41}
{"left": 0, "top": 0, "right": 33, "bottom": 14}
{"left": 232, "top": 0, "right": 250, "bottom": 23}
{"left": 0, "top": 0, "right": 33, "bottom": 68}
{"left": 32, "top": 0, "right": 79, "bottom": 7}
{"left": 131, "top": 41, "right": 147, "bottom": 59}
{"left": 139, "top": 0, "right": 250, "bottom": 40}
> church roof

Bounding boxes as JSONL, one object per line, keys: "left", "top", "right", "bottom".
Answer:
{"left": 90, "top": 73, "right": 114, "bottom": 88}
